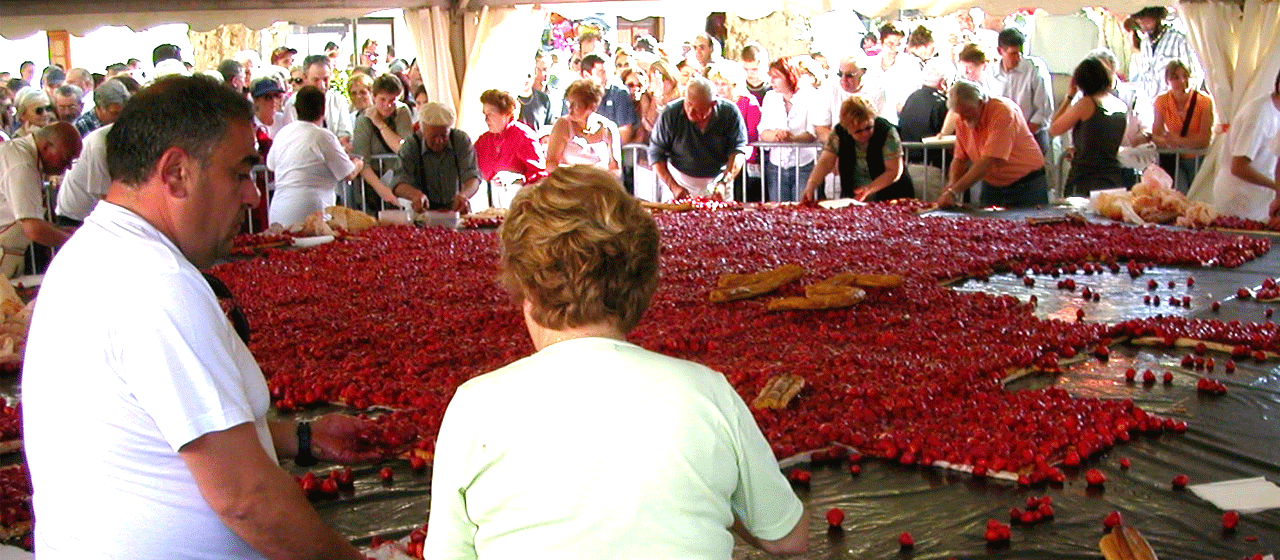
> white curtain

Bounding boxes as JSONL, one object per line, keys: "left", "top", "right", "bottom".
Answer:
{"left": 1181, "top": 0, "right": 1280, "bottom": 203}
{"left": 405, "top": 6, "right": 462, "bottom": 111}
{"left": 455, "top": 5, "right": 547, "bottom": 139}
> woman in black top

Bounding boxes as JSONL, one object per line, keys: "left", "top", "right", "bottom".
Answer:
{"left": 800, "top": 95, "right": 913, "bottom": 203}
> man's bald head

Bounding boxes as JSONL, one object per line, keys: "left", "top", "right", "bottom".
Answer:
{"left": 34, "top": 121, "right": 82, "bottom": 175}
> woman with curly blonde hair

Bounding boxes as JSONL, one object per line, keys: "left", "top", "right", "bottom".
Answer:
{"left": 426, "top": 165, "right": 808, "bottom": 560}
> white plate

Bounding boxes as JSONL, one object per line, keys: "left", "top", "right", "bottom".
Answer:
{"left": 292, "top": 235, "right": 335, "bottom": 248}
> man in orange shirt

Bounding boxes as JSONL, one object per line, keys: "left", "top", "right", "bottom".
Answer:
{"left": 935, "top": 79, "right": 1047, "bottom": 208}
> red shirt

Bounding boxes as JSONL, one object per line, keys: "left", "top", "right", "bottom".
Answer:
{"left": 474, "top": 120, "right": 548, "bottom": 184}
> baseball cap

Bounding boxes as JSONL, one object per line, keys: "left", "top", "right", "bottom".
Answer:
{"left": 251, "top": 77, "right": 285, "bottom": 99}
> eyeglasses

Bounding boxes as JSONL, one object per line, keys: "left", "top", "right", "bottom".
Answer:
{"left": 836, "top": 70, "right": 863, "bottom": 79}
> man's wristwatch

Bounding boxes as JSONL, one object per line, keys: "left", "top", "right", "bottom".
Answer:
{"left": 295, "top": 421, "right": 318, "bottom": 467}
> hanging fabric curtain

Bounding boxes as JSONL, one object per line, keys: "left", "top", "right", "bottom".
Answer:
{"left": 1181, "top": 0, "right": 1280, "bottom": 204}
{"left": 455, "top": 4, "right": 546, "bottom": 139}
{"left": 405, "top": 6, "right": 462, "bottom": 111}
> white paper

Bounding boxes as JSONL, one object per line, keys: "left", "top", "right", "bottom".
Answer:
{"left": 1188, "top": 476, "right": 1280, "bottom": 514}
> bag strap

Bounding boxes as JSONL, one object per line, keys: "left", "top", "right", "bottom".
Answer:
{"left": 1179, "top": 92, "right": 1197, "bottom": 138}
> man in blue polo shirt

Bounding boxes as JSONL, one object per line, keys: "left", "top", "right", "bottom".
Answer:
{"left": 648, "top": 77, "right": 749, "bottom": 199}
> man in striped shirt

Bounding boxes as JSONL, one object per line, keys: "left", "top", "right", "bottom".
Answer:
{"left": 1129, "top": 7, "right": 1200, "bottom": 114}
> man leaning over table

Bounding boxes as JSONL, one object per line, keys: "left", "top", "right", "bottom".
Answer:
{"left": 23, "top": 75, "right": 380, "bottom": 560}
{"left": 0, "top": 121, "right": 79, "bottom": 277}
{"left": 648, "top": 77, "right": 749, "bottom": 200}
{"left": 934, "top": 79, "right": 1048, "bottom": 209}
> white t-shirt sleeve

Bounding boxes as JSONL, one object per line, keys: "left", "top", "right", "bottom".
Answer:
{"left": 1, "top": 141, "right": 47, "bottom": 223}
{"left": 1229, "top": 98, "right": 1273, "bottom": 161}
{"left": 424, "top": 386, "right": 482, "bottom": 560}
{"left": 811, "top": 85, "right": 835, "bottom": 128}
{"left": 320, "top": 131, "right": 357, "bottom": 180}
{"left": 724, "top": 379, "right": 804, "bottom": 541}
{"left": 1272, "top": 129, "right": 1280, "bottom": 157}
{"left": 117, "top": 271, "right": 261, "bottom": 451}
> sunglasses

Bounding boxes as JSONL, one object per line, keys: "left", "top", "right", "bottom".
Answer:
{"left": 836, "top": 70, "right": 864, "bottom": 79}
{"left": 34, "top": 105, "right": 54, "bottom": 115}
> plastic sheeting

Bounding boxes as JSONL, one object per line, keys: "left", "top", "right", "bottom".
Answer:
{"left": 5, "top": 207, "right": 1279, "bottom": 558}
{"left": 280, "top": 210, "right": 1280, "bottom": 559}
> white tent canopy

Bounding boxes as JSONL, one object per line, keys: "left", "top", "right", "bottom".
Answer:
{"left": 2, "top": 0, "right": 1176, "bottom": 39}
{"left": 0, "top": 0, "right": 445, "bottom": 39}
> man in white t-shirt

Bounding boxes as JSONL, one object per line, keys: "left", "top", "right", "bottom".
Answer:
{"left": 1214, "top": 69, "right": 1280, "bottom": 221}
{"left": 267, "top": 85, "right": 362, "bottom": 226}
{"left": 23, "top": 75, "right": 377, "bottom": 560}
{"left": 56, "top": 123, "right": 112, "bottom": 225}
{"left": 281, "top": 54, "right": 353, "bottom": 149}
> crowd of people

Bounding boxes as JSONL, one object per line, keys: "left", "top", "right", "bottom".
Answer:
{"left": 7, "top": 4, "right": 1277, "bottom": 264}
{"left": 1, "top": 6, "right": 1279, "bottom": 560}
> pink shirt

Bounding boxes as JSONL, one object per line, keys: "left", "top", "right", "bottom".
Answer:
{"left": 955, "top": 96, "right": 1045, "bottom": 186}
{"left": 737, "top": 95, "right": 762, "bottom": 163}
{"left": 474, "top": 120, "right": 548, "bottom": 184}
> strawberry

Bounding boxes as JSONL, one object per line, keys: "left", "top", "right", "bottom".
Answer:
{"left": 1172, "top": 474, "right": 1189, "bottom": 489}
{"left": 1119, "top": 458, "right": 1131, "bottom": 469}
{"left": 1222, "top": 510, "right": 1239, "bottom": 530}
{"left": 1147, "top": 279, "right": 1158, "bottom": 290}
{"left": 1211, "top": 300, "right": 1221, "bottom": 311}
{"left": 1085, "top": 468, "right": 1106, "bottom": 486}
{"left": 898, "top": 531, "right": 914, "bottom": 548}
{"left": 319, "top": 478, "right": 338, "bottom": 495}
{"left": 1124, "top": 368, "right": 1137, "bottom": 382}
{"left": 826, "top": 508, "right": 845, "bottom": 527}
{"left": 379, "top": 466, "right": 394, "bottom": 483}
{"left": 1163, "top": 371, "right": 1174, "bottom": 384}
{"left": 1224, "top": 359, "right": 1236, "bottom": 373}
{"left": 1103, "top": 511, "right": 1123, "bottom": 529}
{"left": 1187, "top": 277, "right": 1195, "bottom": 287}
{"left": 409, "top": 456, "right": 427, "bottom": 473}
{"left": 1143, "top": 370, "right": 1157, "bottom": 384}
{"left": 1238, "top": 288, "right": 1252, "bottom": 299}
{"left": 849, "top": 464, "right": 862, "bottom": 476}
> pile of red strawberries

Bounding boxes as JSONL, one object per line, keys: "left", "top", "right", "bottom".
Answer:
{"left": 205, "top": 203, "right": 1276, "bottom": 472}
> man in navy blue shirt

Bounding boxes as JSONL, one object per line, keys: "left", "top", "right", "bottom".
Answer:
{"left": 648, "top": 77, "right": 749, "bottom": 199}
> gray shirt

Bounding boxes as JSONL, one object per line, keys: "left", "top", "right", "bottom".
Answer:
{"left": 351, "top": 106, "right": 414, "bottom": 158}
{"left": 648, "top": 98, "right": 748, "bottom": 178}
{"left": 391, "top": 128, "right": 481, "bottom": 209}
